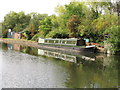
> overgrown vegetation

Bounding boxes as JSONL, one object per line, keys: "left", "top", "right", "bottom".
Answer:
{"left": 104, "top": 26, "right": 120, "bottom": 54}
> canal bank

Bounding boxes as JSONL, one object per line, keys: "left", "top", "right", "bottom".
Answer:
{"left": 0, "top": 38, "right": 38, "bottom": 48}
{"left": 0, "top": 38, "right": 98, "bottom": 53}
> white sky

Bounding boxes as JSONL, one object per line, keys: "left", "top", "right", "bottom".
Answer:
{"left": 0, "top": 0, "right": 70, "bottom": 21}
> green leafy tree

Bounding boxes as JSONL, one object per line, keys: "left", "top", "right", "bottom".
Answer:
{"left": 104, "top": 25, "right": 120, "bottom": 54}
{"left": 91, "top": 14, "right": 118, "bottom": 42}
{"left": 23, "top": 13, "right": 48, "bottom": 40}
{"left": 46, "top": 28, "right": 69, "bottom": 38}
{"left": 0, "top": 22, "right": 2, "bottom": 38}
{"left": 39, "top": 16, "right": 52, "bottom": 37}
{"left": 55, "top": 2, "right": 86, "bottom": 29}
{"left": 65, "top": 2, "right": 85, "bottom": 18}
{"left": 77, "top": 5, "right": 101, "bottom": 40}
{"left": 29, "top": 13, "right": 48, "bottom": 32}
{"left": 3, "top": 11, "right": 31, "bottom": 32}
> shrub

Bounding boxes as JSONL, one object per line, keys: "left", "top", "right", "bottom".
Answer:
{"left": 31, "top": 33, "right": 40, "bottom": 41}
{"left": 46, "top": 29, "right": 69, "bottom": 38}
{"left": 104, "top": 25, "right": 120, "bottom": 54}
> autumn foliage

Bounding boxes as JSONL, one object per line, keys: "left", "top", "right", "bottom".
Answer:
{"left": 68, "top": 15, "right": 80, "bottom": 38}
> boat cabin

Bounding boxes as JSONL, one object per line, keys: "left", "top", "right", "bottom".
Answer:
{"left": 38, "top": 38, "right": 85, "bottom": 46}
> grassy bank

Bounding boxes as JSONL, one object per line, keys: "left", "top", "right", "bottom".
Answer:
{"left": 1, "top": 38, "right": 37, "bottom": 42}
{"left": 0, "top": 38, "right": 38, "bottom": 48}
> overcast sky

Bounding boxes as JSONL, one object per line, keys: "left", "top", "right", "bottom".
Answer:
{"left": 0, "top": 0, "right": 70, "bottom": 21}
{"left": 0, "top": 0, "right": 117, "bottom": 22}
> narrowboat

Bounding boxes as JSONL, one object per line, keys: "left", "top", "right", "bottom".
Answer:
{"left": 38, "top": 38, "right": 96, "bottom": 53}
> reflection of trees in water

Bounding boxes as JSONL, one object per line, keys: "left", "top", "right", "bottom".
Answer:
{"left": 20, "top": 46, "right": 38, "bottom": 56}
{"left": 2, "top": 43, "right": 21, "bottom": 51}
{"left": 2, "top": 43, "right": 8, "bottom": 50}
{"left": 65, "top": 55, "right": 119, "bottom": 88}
{"left": 0, "top": 42, "right": 2, "bottom": 49}
{"left": 2, "top": 43, "right": 38, "bottom": 56}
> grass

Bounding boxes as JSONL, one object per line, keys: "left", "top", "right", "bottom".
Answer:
{"left": 1, "top": 38, "right": 37, "bottom": 43}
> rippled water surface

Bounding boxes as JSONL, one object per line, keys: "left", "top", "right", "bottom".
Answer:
{"left": 0, "top": 43, "right": 119, "bottom": 88}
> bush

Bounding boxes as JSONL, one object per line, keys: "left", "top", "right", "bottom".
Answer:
{"left": 2, "top": 29, "right": 8, "bottom": 38}
{"left": 46, "top": 29, "right": 69, "bottom": 38}
{"left": 31, "top": 33, "right": 40, "bottom": 41}
{"left": 104, "top": 25, "right": 120, "bottom": 54}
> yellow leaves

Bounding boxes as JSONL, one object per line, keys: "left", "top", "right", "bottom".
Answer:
{"left": 78, "top": 25, "right": 85, "bottom": 33}
{"left": 54, "top": 5, "right": 66, "bottom": 15}
{"left": 91, "top": 14, "right": 118, "bottom": 33}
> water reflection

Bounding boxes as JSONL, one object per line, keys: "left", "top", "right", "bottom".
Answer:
{"left": 1, "top": 43, "right": 68, "bottom": 88}
{"left": 2, "top": 43, "right": 38, "bottom": 56}
{"left": 3, "top": 43, "right": 97, "bottom": 64}
{"left": 38, "top": 49, "right": 77, "bottom": 63}
{"left": 1, "top": 43, "right": 119, "bottom": 88}
{"left": 65, "top": 56, "right": 119, "bottom": 88}
{"left": 0, "top": 43, "right": 2, "bottom": 90}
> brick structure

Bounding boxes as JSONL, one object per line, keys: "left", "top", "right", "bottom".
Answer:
{"left": 14, "top": 33, "right": 21, "bottom": 39}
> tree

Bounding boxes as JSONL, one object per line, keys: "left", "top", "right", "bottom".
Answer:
{"left": 28, "top": 24, "right": 35, "bottom": 36}
{"left": 23, "top": 13, "right": 48, "bottom": 40}
{"left": 39, "top": 16, "right": 52, "bottom": 37}
{"left": 29, "top": 13, "right": 48, "bottom": 32}
{"left": 0, "top": 22, "right": 2, "bottom": 38}
{"left": 68, "top": 15, "right": 80, "bottom": 38}
{"left": 3, "top": 11, "right": 31, "bottom": 32}
{"left": 65, "top": 2, "right": 85, "bottom": 18}
{"left": 104, "top": 25, "right": 120, "bottom": 54}
{"left": 55, "top": 2, "right": 86, "bottom": 29}
{"left": 77, "top": 1, "right": 119, "bottom": 42}
{"left": 91, "top": 14, "right": 118, "bottom": 42}
{"left": 46, "top": 28, "right": 69, "bottom": 38}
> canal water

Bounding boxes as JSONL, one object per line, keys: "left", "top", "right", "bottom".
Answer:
{"left": 0, "top": 43, "right": 119, "bottom": 88}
